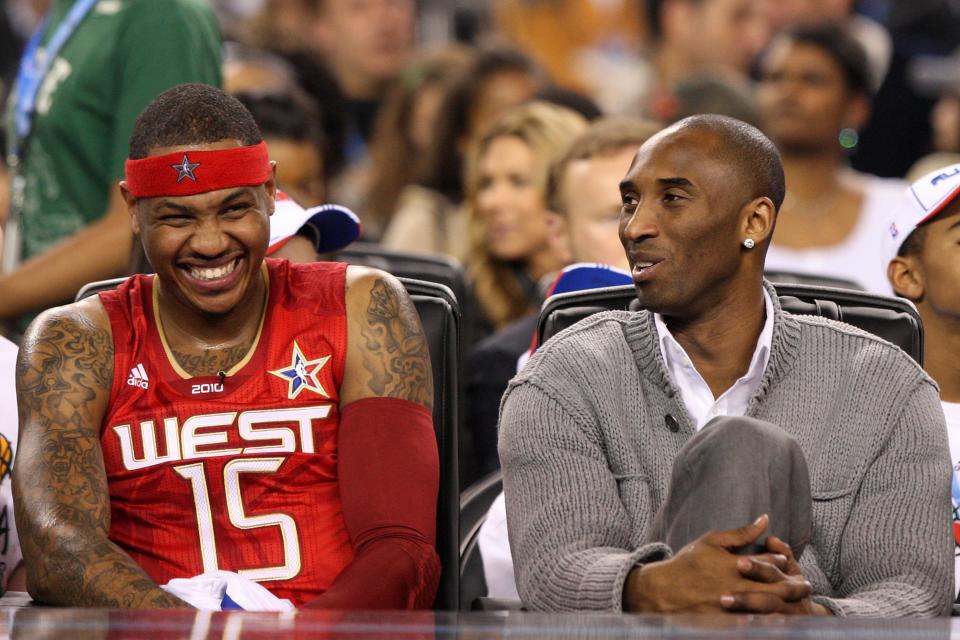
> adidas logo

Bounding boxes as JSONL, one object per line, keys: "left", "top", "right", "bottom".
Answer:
{"left": 126, "top": 363, "right": 149, "bottom": 390}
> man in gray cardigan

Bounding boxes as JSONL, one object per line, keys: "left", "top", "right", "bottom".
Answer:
{"left": 498, "top": 115, "right": 953, "bottom": 617}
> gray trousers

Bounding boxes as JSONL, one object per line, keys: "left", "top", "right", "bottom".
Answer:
{"left": 647, "top": 416, "right": 812, "bottom": 558}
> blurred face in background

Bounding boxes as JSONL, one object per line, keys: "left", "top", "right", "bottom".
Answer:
{"left": 672, "top": 0, "right": 770, "bottom": 76}
{"left": 310, "top": 0, "right": 415, "bottom": 97}
{"left": 557, "top": 147, "right": 636, "bottom": 272}
{"left": 757, "top": 37, "right": 867, "bottom": 153}
{"left": 475, "top": 135, "right": 554, "bottom": 265}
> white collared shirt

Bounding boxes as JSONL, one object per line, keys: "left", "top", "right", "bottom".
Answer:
{"left": 654, "top": 289, "right": 774, "bottom": 430}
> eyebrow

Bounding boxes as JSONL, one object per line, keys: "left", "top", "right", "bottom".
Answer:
{"left": 619, "top": 176, "right": 696, "bottom": 193}
{"left": 656, "top": 177, "right": 694, "bottom": 188}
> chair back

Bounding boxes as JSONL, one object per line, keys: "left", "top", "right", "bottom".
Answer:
{"left": 338, "top": 242, "right": 468, "bottom": 310}
{"left": 537, "top": 283, "right": 923, "bottom": 364}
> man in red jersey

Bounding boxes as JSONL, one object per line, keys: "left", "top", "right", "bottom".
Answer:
{"left": 11, "top": 83, "right": 440, "bottom": 610}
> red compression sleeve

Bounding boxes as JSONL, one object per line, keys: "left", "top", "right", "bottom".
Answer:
{"left": 304, "top": 397, "right": 441, "bottom": 610}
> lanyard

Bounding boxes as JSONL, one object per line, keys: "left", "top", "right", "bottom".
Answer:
{"left": 11, "top": 0, "right": 99, "bottom": 156}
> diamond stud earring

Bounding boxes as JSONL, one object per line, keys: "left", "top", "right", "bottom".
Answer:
{"left": 743, "top": 238, "right": 755, "bottom": 249}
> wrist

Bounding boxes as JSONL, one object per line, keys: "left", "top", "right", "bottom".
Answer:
{"left": 623, "top": 560, "right": 664, "bottom": 613}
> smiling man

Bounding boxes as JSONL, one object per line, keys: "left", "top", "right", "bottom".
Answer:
{"left": 12, "top": 84, "right": 439, "bottom": 610}
{"left": 498, "top": 114, "right": 952, "bottom": 616}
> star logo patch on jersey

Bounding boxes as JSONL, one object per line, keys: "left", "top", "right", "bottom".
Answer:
{"left": 171, "top": 154, "right": 200, "bottom": 183}
{"left": 269, "top": 341, "right": 331, "bottom": 399}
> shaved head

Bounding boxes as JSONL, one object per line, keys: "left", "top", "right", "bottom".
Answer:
{"left": 657, "top": 114, "right": 785, "bottom": 212}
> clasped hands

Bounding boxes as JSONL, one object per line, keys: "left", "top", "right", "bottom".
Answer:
{"left": 625, "top": 514, "right": 831, "bottom": 615}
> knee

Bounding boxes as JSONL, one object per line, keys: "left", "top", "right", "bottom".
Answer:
{"left": 697, "top": 415, "right": 802, "bottom": 458}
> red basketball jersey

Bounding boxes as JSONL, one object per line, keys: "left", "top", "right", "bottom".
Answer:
{"left": 99, "top": 260, "right": 354, "bottom": 605}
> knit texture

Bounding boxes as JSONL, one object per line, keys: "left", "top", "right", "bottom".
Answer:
{"left": 498, "top": 283, "right": 953, "bottom": 616}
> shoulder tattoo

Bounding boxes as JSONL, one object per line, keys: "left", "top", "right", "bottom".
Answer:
{"left": 358, "top": 278, "right": 434, "bottom": 409}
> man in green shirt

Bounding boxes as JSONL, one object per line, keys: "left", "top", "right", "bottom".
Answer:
{"left": 1, "top": 0, "right": 221, "bottom": 332}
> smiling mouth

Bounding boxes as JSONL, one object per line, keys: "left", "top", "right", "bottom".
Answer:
{"left": 181, "top": 257, "right": 242, "bottom": 283}
{"left": 631, "top": 257, "right": 664, "bottom": 281}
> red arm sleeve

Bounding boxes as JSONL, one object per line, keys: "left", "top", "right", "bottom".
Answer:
{"left": 304, "top": 397, "right": 441, "bottom": 609}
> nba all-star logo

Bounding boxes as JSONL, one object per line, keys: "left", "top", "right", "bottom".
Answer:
{"left": 269, "top": 341, "right": 331, "bottom": 399}
{"left": 171, "top": 154, "right": 200, "bottom": 183}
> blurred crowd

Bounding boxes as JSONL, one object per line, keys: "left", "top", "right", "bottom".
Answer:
{"left": 1, "top": 0, "right": 959, "bottom": 485}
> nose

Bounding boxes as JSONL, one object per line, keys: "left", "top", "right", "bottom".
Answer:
{"left": 478, "top": 181, "right": 510, "bottom": 220}
{"left": 620, "top": 199, "right": 659, "bottom": 245}
{"left": 189, "top": 217, "right": 230, "bottom": 258}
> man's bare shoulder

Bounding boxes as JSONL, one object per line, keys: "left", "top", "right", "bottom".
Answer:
{"left": 341, "top": 265, "right": 433, "bottom": 409}
{"left": 18, "top": 296, "right": 114, "bottom": 395}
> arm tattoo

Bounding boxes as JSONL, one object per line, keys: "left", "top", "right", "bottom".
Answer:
{"left": 359, "top": 278, "right": 434, "bottom": 409}
{"left": 171, "top": 343, "right": 249, "bottom": 377}
{"left": 14, "top": 311, "right": 185, "bottom": 608}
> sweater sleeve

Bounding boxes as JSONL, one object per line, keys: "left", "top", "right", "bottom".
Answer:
{"left": 813, "top": 379, "right": 953, "bottom": 617}
{"left": 498, "top": 377, "right": 670, "bottom": 612}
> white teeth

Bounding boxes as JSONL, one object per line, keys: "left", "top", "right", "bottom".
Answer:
{"left": 637, "top": 262, "right": 654, "bottom": 268}
{"left": 189, "top": 259, "right": 237, "bottom": 281}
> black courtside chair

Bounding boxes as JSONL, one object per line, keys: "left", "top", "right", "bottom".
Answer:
{"left": 77, "top": 274, "right": 462, "bottom": 610}
{"left": 458, "top": 281, "right": 924, "bottom": 609}
{"left": 537, "top": 282, "right": 923, "bottom": 364}
{"left": 336, "top": 242, "right": 468, "bottom": 316}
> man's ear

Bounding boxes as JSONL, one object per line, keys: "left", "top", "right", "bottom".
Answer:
{"left": 742, "top": 196, "right": 776, "bottom": 247}
{"left": 887, "top": 255, "right": 924, "bottom": 301}
{"left": 119, "top": 181, "right": 141, "bottom": 234}
{"left": 545, "top": 211, "right": 572, "bottom": 265}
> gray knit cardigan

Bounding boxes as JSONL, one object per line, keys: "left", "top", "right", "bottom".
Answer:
{"left": 498, "top": 284, "right": 953, "bottom": 616}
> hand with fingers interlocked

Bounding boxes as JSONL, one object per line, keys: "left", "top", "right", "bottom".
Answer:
{"left": 624, "top": 514, "right": 832, "bottom": 615}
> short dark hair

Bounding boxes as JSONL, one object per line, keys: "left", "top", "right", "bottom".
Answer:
{"left": 898, "top": 226, "right": 927, "bottom": 258}
{"left": 777, "top": 22, "right": 873, "bottom": 97}
{"left": 676, "top": 114, "right": 786, "bottom": 210}
{"left": 128, "top": 83, "right": 262, "bottom": 159}
{"left": 548, "top": 117, "right": 662, "bottom": 214}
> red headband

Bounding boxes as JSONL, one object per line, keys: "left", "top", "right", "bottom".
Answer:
{"left": 124, "top": 142, "right": 271, "bottom": 198}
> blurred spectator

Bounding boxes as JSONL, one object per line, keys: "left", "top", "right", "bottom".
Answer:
{"left": 364, "top": 46, "right": 472, "bottom": 241}
{"left": 763, "top": 0, "right": 892, "bottom": 91}
{"left": 492, "top": 0, "right": 647, "bottom": 114}
{"left": 466, "top": 102, "right": 587, "bottom": 333}
{"left": 641, "top": 0, "right": 770, "bottom": 119}
{"left": 671, "top": 73, "right": 762, "bottom": 128}
{"left": 223, "top": 41, "right": 299, "bottom": 95}
{"left": 532, "top": 85, "right": 604, "bottom": 122}
{"left": 383, "top": 44, "right": 546, "bottom": 258}
{"left": 235, "top": 89, "right": 327, "bottom": 207}
{"left": 464, "top": 117, "right": 659, "bottom": 483}
{"left": 303, "top": 0, "right": 415, "bottom": 167}
{"left": 757, "top": 23, "right": 902, "bottom": 293}
{"left": 0, "top": 0, "right": 221, "bottom": 335}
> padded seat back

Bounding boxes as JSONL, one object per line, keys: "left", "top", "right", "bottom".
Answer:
{"left": 338, "top": 242, "right": 468, "bottom": 309}
{"left": 538, "top": 283, "right": 923, "bottom": 364}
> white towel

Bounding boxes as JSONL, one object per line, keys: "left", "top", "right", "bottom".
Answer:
{"left": 162, "top": 571, "right": 295, "bottom": 611}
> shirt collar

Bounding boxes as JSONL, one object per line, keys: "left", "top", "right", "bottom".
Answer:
{"left": 654, "top": 288, "right": 774, "bottom": 393}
